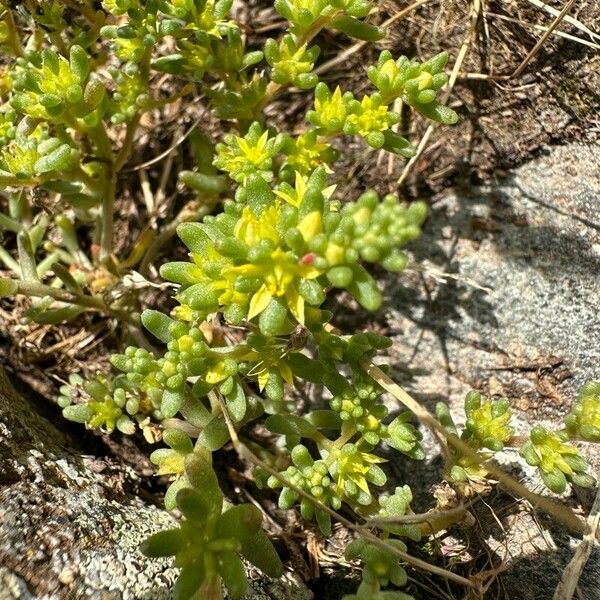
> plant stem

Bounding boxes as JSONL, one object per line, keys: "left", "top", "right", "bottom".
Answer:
{"left": 99, "top": 162, "right": 116, "bottom": 265}
{"left": 362, "top": 361, "right": 588, "bottom": 536}
{"left": 215, "top": 392, "right": 478, "bottom": 591}
{"left": 9, "top": 279, "right": 140, "bottom": 326}
{"left": 114, "top": 113, "right": 142, "bottom": 173}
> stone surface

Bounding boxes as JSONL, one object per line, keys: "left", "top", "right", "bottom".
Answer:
{"left": 383, "top": 143, "right": 600, "bottom": 598}
{"left": 0, "top": 369, "right": 313, "bottom": 600}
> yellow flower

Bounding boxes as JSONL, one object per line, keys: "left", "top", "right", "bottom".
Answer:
{"left": 315, "top": 86, "right": 347, "bottom": 124}
{"left": 336, "top": 449, "right": 386, "bottom": 494}
{"left": 236, "top": 130, "right": 270, "bottom": 166}
{"left": 234, "top": 204, "right": 280, "bottom": 246}
{"left": 274, "top": 172, "right": 308, "bottom": 208}
{"left": 346, "top": 96, "right": 391, "bottom": 137}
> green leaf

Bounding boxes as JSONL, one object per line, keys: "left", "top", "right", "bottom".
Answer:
{"left": 265, "top": 414, "right": 318, "bottom": 438}
{"left": 218, "top": 552, "right": 247, "bottom": 599}
{"left": 382, "top": 131, "right": 416, "bottom": 158}
{"left": 179, "top": 171, "right": 227, "bottom": 194}
{"left": 540, "top": 469, "right": 567, "bottom": 494}
{"left": 161, "top": 389, "right": 185, "bottom": 418}
{"left": 30, "top": 304, "right": 85, "bottom": 324}
{"left": 69, "top": 45, "right": 90, "bottom": 82}
{"left": 173, "top": 567, "right": 206, "bottom": 600}
{"left": 52, "top": 263, "right": 81, "bottom": 294}
{"left": 258, "top": 298, "right": 289, "bottom": 336}
{"left": 315, "top": 507, "right": 332, "bottom": 536}
{"left": 196, "top": 414, "right": 231, "bottom": 450}
{"left": 184, "top": 450, "right": 223, "bottom": 509}
{"left": 307, "top": 409, "right": 342, "bottom": 429}
{"left": 0, "top": 279, "right": 18, "bottom": 297}
{"left": 240, "top": 531, "right": 283, "bottom": 578}
{"left": 62, "top": 404, "right": 93, "bottom": 423}
{"left": 331, "top": 15, "right": 385, "bottom": 41}
{"left": 216, "top": 504, "right": 262, "bottom": 540}
{"left": 176, "top": 487, "right": 212, "bottom": 521}
{"left": 177, "top": 222, "right": 210, "bottom": 253}
{"left": 286, "top": 353, "right": 325, "bottom": 384}
{"left": 415, "top": 102, "right": 458, "bottom": 125}
{"left": 245, "top": 174, "right": 274, "bottom": 216}
{"left": 140, "top": 529, "right": 184, "bottom": 557}
{"left": 34, "top": 144, "right": 73, "bottom": 174}
{"left": 225, "top": 379, "right": 247, "bottom": 423}
{"left": 347, "top": 264, "right": 381, "bottom": 311}
{"left": 141, "top": 309, "right": 176, "bottom": 343}
{"left": 164, "top": 428, "right": 194, "bottom": 454}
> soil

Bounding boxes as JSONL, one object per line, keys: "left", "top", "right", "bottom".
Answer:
{"left": 1, "top": 1, "right": 599, "bottom": 598}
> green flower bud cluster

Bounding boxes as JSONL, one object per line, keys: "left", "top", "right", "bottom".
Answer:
{"left": 377, "top": 486, "right": 421, "bottom": 541}
{"left": 461, "top": 391, "right": 513, "bottom": 452}
{"left": 213, "top": 122, "right": 285, "bottom": 183}
{"left": 307, "top": 84, "right": 354, "bottom": 134}
{"left": 114, "top": 312, "right": 210, "bottom": 419}
{"left": 344, "top": 538, "right": 412, "bottom": 600}
{"left": 367, "top": 51, "right": 458, "bottom": 125}
{"left": 564, "top": 381, "right": 600, "bottom": 442}
{"left": 267, "top": 444, "right": 339, "bottom": 535}
{"left": 331, "top": 190, "right": 427, "bottom": 271}
{"left": 274, "top": 0, "right": 382, "bottom": 42}
{"left": 108, "top": 66, "right": 149, "bottom": 124}
{"left": 159, "top": 0, "right": 234, "bottom": 38}
{"left": 264, "top": 35, "right": 320, "bottom": 90}
{"left": 60, "top": 373, "right": 147, "bottom": 435}
{"left": 274, "top": 0, "right": 336, "bottom": 35}
{"left": 100, "top": 19, "right": 154, "bottom": 65}
{"left": 343, "top": 94, "right": 400, "bottom": 149}
{"left": 314, "top": 332, "right": 393, "bottom": 367}
{"left": 11, "top": 47, "right": 104, "bottom": 127}
{"left": 437, "top": 395, "right": 509, "bottom": 483}
{"left": 330, "top": 388, "right": 388, "bottom": 445}
{"left": 0, "top": 128, "right": 78, "bottom": 184}
{"left": 519, "top": 426, "right": 595, "bottom": 494}
{"left": 143, "top": 451, "right": 282, "bottom": 600}
{"left": 307, "top": 83, "right": 414, "bottom": 156}
{"left": 102, "top": 0, "right": 138, "bottom": 16}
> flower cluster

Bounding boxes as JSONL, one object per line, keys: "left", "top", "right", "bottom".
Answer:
{"left": 520, "top": 426, "right": 595, "bottom": 494}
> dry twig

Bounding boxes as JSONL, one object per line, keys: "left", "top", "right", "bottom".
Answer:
{"left": 512, "top": 0, "right": 578, "bottom": 78}
{"left": 553, "top": 485, "right": 600, "bottom": 600}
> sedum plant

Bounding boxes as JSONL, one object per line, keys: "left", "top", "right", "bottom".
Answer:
{"left": 1, "top": 2, "right": 598, "bottom": 599}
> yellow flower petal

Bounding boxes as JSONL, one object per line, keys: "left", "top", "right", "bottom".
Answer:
{"left": 297, "top": 211, "right": 321, "bottom": 243}
{"left": 286, "top": 284, "right": 305, "bottom": 325}
{"left": 248, "top": 284, "right": 272, "bottom": 320}
{"left": 257, "top": 368, "right": 270, "bottom": 391}
{"left": 206, "top": 362, "right": 228, "bottom": 384}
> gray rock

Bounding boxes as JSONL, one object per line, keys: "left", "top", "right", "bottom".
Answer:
{"left": 383, "top": 143, "right": 600, "bottom": 598}
{"left": 0, "top": 369, "right": 312, "bottom": 600}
